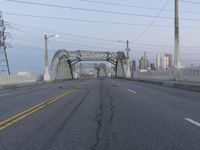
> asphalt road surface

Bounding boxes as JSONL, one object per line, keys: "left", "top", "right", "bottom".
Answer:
{"left": 0, "top": 78, "right": 200, "bottom": 150}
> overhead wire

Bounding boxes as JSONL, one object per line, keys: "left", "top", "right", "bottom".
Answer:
{"left": 133, "top": 0, "right": 170, "bottom": 42}
{"left": 180, "top": 0, "right": 200, "bottom": 4}
{"left": 80, "top": 0, "right": 200, "bottom": 14}
{"left": 6, "top": 0, "right": 200, "bottom": 15}
{"left": 80, "top": 0, "right": 161, "bottom": 10}
{"left": 7, "top": 22, "right": 200, "bottom": 50}
{"left": 4, "top": 0, "right": 173, "bottom": 18}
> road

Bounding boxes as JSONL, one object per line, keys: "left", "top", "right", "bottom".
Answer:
{"left": 0, "top": 78, "right": 200, "bottom": 150}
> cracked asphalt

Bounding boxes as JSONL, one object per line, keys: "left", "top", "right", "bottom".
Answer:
{"left": 0, "top": 78, "right": 200, "bottom": 150}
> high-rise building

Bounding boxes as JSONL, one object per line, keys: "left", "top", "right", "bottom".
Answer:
{"left": 156, "top": 54, "right": 162, "bottom": 70}
{"left": 150, "top": 63, "right": 156, "bottom": 71}
{"left": 132, "top": 60, "right": 136, "bottom": 71}
{"left": 139, "top": 52, "right": 149, "bottom": 70}
{"left": 139, "top": 57, "right": 144, "bottom": 69}
{"left": 163, "top": 56, "right": 169, "bottom": 70}
{"left": 164, "top": 54, "right": 172, "bottom": 67}
{"left": 163, "top": 53, "right": 172, "bottom": 70}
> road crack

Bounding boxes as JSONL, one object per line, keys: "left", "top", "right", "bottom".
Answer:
{"left": 92, "top": 81, "right": 114, "bottom": 150}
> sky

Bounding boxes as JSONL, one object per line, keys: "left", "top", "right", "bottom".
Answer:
{"left": 1, "top": 0, "right": 200, "bottom": 74}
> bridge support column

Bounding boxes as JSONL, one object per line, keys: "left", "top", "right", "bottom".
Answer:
{"left": 116, "top": 59, "right": 132, "bottom": 78}
{"left": 98, "top": 67, "right": 107, "bottom": 77}
{"left": 52, "top": 60, "right": 74, "bottom": 80}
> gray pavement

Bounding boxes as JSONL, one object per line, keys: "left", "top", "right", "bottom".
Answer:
{"left": 0, "top": 78, "right": 200, "bottom": 150}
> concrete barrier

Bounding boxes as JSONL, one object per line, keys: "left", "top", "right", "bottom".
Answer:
{"left": 0, "top": 73, "right": 44, "bottom": 90}
{"left": 0, "top": 81, "right": 44, "bottom": 90}
{"left": 119, "top": 77, "right": 200, "bottom": 92}
{"left": 0, "top": 74, "right": 43, "bottom": 85}
{"left": 133, "top": 67, "right": 200, "bottom": 82}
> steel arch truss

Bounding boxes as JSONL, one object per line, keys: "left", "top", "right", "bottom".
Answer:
{"left": 50, "top": 49, "right": 126, "bottom": 80}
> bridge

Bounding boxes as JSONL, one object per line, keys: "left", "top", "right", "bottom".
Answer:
{"left": 49, "top": 49, "right": 133, "bottom": 80}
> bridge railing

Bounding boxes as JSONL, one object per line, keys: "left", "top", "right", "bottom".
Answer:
{"left": 133, "top": 67, "right": 200, "bottom": 82}
{"left": 0, "top": 74, "right": 43, "bottom": 85}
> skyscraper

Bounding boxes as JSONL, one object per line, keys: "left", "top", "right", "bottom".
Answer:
{"left": 132, "top": 60, "right": 136, "bottom": 71}
{"left": 156, "top": 54, "right": 162, "bottom": 70}
{"left": 165, "top": 54, "right": 173, "bottom": 67}
{"left": 163, "top": 54, "right": 172, "bottom": 70}
{"left": 139, "top": 52, "right": 149, "bottom": 70}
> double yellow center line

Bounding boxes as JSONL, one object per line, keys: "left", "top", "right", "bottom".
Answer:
{"left": 0, "top": 88, "right": 79, "bottom": 131}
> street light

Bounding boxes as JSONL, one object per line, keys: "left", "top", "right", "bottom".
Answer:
{"left": 117, "top": 40, "right": 131, "bottom": 59}
{"left": 44, "top": 34, "right": 58, "bottom": 81}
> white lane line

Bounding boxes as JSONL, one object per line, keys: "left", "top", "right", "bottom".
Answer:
{"left": 184, "top": 118, "right": 200, "bottom": 127}
{"left": 0, "top": 93, "right": 11, "bottom": 97}
{"left": 128, "top": 89, "right": 137, "bottom": 94}
{"left": 35, "top": 86, "right": 48, "bottom": 90}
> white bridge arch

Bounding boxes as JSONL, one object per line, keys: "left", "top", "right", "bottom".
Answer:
{"left": 50, "top": 49, "right": 132, "bottom": 80}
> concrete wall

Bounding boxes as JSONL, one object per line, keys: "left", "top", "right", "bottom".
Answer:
{"left": 133, "top": 67, "right": 200, "bottom": 82}
{"left": 134, "top": 70, "right": 173, "bottom": 80}
{"left": 178, "top": 68, "right": 200, "bottom": 82}
{"left": 0, "top": 74, "right": 43, "bottom": 85}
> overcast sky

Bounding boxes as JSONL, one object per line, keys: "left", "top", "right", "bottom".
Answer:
{"left": 1, "top": 0, "right": 200, "bottom": 73}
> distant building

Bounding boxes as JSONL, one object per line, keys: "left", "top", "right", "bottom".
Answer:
{"left": 163, "top": 57, "right": 169, "bottom": 70}
{"left": 156, "top": 54, "right": 162, "bottom": 70}
{"left": 139, "top": 52, "right": 149, "bottom": 70}
{"left": 150, "top": 63, "right": 156, "bottom": 71}
{"left": 139, "top": 57, "right": 144, "bottom": 69}
{"left": 163, "top": 53, "right": 172, "bottom": 70}
{"left": 165, "top": 54, "right": 172, "bottom": 67}
{"left": 132, "top": 60, "right": 136, "bottom": 71}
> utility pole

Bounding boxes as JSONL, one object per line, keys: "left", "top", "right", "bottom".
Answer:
{"left": 44, "top": 34, "right": 50, "bottom": 81}
{"left": 126, "top": 40, "right": 130, "bottom": 59}
{"left": 44, "top": 34, "right": 58, "bottom": 81}
{"left": 117, "top": 40, "right": 131, "bottom": 58}
{"left": 0, "top": 11, "right": 10, "bottom": 75}
{"left": 174, "top": 0, "right": 181, "bottom": 69}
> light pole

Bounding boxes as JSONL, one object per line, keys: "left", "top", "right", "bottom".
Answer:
{"left": 174, "top": 0, "right": 181, "bottom": 69}
{"left": 44, "top": 34, "right": 58, "bottom": 81}
{"left": 117, "top": 40, "right": 131, "bottom": 59}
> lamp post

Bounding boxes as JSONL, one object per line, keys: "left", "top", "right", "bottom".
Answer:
{"left": 44, "top": 34, "right": 58, "bottom": 81}
{"left": 174, "top": 0, "right": 181, "bottom": 69}
{"left": 117, "top": 40, "right": 131, "bottom": 59}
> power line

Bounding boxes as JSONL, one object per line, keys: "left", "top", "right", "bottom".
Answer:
{"left": 180, "top": 0, "right": 200, "bottom": 4}
{"left": 6, "top": 20, "right": 200, "bottom": 37}
{"left": 81, "top": 0, "right": 200, "bottom": 14}
{"left": 7, "top": 0, "right": 200, "bottom": 15}
{"left": 4, "top": 12, "right": 200, "bottom": 30}
{"left": 6, "top": 20, "right": 200, "bottom": 50}
{"left": 5, "top": 0, "right": 172, "bottom": 19}
{"left": 133, "top": 0, "right": 170, "bottom": 42}
{"left": 4, "top": 0, "right": 200, "bottom": 21}
{"left": 4, "top": 13, "right": 173, "bottom": 27}
{"left": 50, "top": 40, "right": 120, "bottom": 50}
{"left": 6, "top": 21, "right": 119, "bottom": 42}
{"left": 80, "top": 0, "right": 160, "bottom": 10}
{"left": 7, "top": 22, "right": 200, "bottom": 49}
{"left": 134, "top": 42, "right": 200, "bottom": 49}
